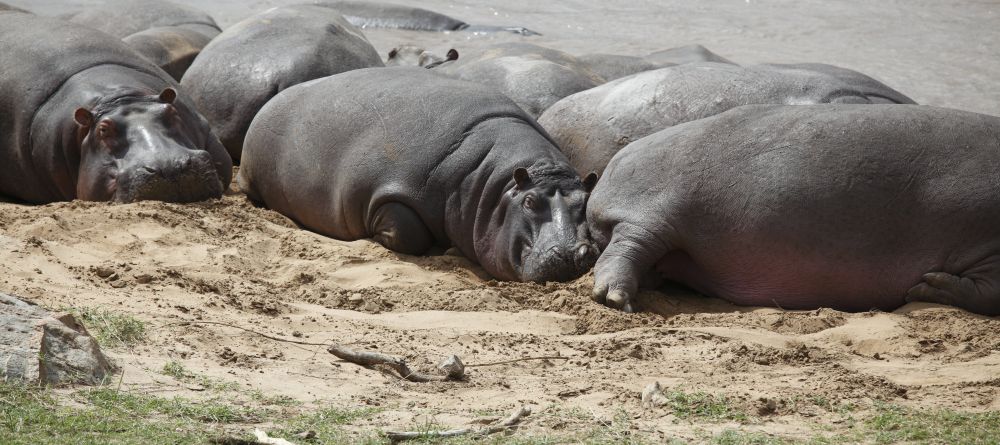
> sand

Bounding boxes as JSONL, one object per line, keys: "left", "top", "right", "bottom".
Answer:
{"left": 2, "top": 0, "right": 999, "bottom": 441}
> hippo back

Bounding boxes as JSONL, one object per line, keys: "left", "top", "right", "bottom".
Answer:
{"left": 310, "top": 0, "right": 467, "bottom": 31}
{"left": 539, "top": 62, "right": 916, "bottom": 175}
{"left": 66, "top": 0, "right": 220, "bottom": 39}
{"left": 181, "top": 4, "right": 384, "bottom": 162}
{"left": 240, "top": 67, "right": 564, "bottom": 248}
{"left": 0, "top": 14, "right": 174, "bottom": 201}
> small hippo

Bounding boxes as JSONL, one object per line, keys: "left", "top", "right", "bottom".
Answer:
{"left": 645, "top": 44, "right": 735, "bottom": 65}
{"left": 589, "top": 104, "right": 1000, "bottom": 316}
{"left": 435, "top": 43, "right": 606, "bottom": 118}
{"left": 539, "top": 62, "right": 916, "bottom": 175}
{"left": 386, "top": 45, "right": 458, "bottom": 68}
{"left": 0, "top": 14, "right": 231, "bottom": 203}
{"left": 577, "top": 53, "right": 665, "bottom": 81}
{"left": 65, "top": 0, "right": 221, "bottom": 80}
{"left": 312, "top": 1, "right": 540, "bottom": 35}
{"left": 180, "top": 4, "right": 384, "bottom": 163}
{"left": 239, "top": 67, "right": 599, "bottom": 283}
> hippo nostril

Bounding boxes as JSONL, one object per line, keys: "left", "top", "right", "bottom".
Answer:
{"left": 140, "top": 166, "right": 158, "bottom": 175}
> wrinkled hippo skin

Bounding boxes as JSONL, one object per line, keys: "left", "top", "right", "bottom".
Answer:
{"left": 0, "top": 14, "right": 231, "bottom": 204}
{"left": 578, "top": 53, "right": 665, "bottom": 81}
{"left": 589, "top": 104, "right": 1000, "bottom": 316}
{"left": 311, "top": 0, "right": 539, "bottom": 35}
{"left": 645, "top": 44, "right": 735, "bottom": 65}
{"left": 239, "top": 67, "right": 599, "bottom": 283}
{"left": 540, "top": 62, "right": 916, "bottom": 175}
{"left": 436, "top": 43, "right": 606, "bottom": 118}
{"left": 65, "top": 0, "right": 221, "bottom": 80}
{"left": 181, "top": 4, "right": 384, "bottom": 163}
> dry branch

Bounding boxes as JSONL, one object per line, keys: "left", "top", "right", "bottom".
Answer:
{"left": 384, "top": 405, "right": 532, "bottom": 442}
{"left": 327, "top": 344, "right": 459, "bottom": 382}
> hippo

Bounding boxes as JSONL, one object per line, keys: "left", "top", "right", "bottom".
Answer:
{"left": 311, "top": 1, "right": 539, "bottom": 35}
{"left": 386, "top": 45, "right": 458, "bottom": 68}
{"left": 435, "top": 43, "right": 606, "bottom": 118}
{"left": 539, "top": 62, "right": 916, "bottom": 176}
{"left": 645, "top": 44, "right": 735, "bottom": 65}
{"left": 589, "top": 104, "right": 1000, "bottom": 316}
{"left": 65, "top": 0, "right": 221, "bottom": 80}
{"left": 180, "top": 5, "right": 384, "bottom": 163}
{"left": 577, "top": 53, "right": 665, "bottom": 81}
{"left": 239, "top": 67, "right": 599, "bottom": 283}
{"left": 0, "top": 14, "right": 231, "bottom": 204}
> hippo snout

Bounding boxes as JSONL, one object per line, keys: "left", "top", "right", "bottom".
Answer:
{"left": 575, "top": 242, "right": 598, "bottom": 268}
{"left": 115, "top": 152, "right": 223, "bottom": 203}
{"left": 521, "top": 242, "right": 598, "bottom": 283}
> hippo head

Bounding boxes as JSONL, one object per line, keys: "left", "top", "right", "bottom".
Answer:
{"left": 489, "top": 161, "right": 600, "bottom": 282}
{"left": 72, "top": 88, "right": 227, "bottom": 203}
{"left": 386, "top": 46, "right": 458, "bottom": 68}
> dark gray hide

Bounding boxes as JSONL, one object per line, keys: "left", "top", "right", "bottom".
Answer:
{"left": 589, "top": 104, "right": 1000, "bottom": 316}
{"left": 0, "top": 14, "right": 231, "bottom": 204}
{"left": 645, "top": 44, "right": 735, "bottom": 65}
{"left": 180, "top": 4, "right": 384, "bottom": 163}
{"left": 386, "top": 45, "right": 458, "bottom": 68}
{"left": 238, "top": 67, "right": 599, "bottom": 283}
{"left": 435, "top": 43, "right": 606, "bottom": 118}
{"left": 539, "top": 62, "right": 917, "bottom": 175}
{"left": 310, "top": 1, "right": 539, "bottom": 35}
{"left": 577, "top": 53, "right": 665, "bottom": 81}
{"left": 65, "top": 0, "right": 221, "bottom": 80}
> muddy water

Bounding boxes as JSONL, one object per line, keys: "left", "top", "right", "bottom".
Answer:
{"left": 13, "top": 0, "right": 1000, "bottom": 115}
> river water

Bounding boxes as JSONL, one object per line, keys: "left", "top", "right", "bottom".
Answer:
{"left": 12, "top": 0, "right": 1000, "bottom": 116}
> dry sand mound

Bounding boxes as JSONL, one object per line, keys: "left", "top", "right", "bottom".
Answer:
{"left": 1, "top": 181, "right": 997, "bottom": 441}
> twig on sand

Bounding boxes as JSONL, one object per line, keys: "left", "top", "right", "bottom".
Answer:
{"left": 385, "top": 405, "right": 532, "bottom": 443}
{"left": 466, "top": 356, "right": 569, "bottom": 368}
{"left": 252, "top": 429, "right": 297, "bottom": 445}
{"left": 160, "top": 321, "right": 330, "bottom": 346}
{"left": 327, "top": 344, "right": 460, "bottom": 382}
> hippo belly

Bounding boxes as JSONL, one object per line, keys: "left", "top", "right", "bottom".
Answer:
{"left": 589, "top": 104, "right": 1000, "bottom": 316}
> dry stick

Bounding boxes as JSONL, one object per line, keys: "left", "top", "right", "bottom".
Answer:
{"left": 466, "top": 356, "right": 569, "bottom": 368}
{"left": 327, "top": 344, "right": 450, "bottom": 382}
{"left": 384, "top": 405, "right": 532, "bottom": 443}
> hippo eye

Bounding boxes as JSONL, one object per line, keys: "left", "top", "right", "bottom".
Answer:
{"left": 96, "top": 121, "right": 115, "bottom": 139}
{"left": 523, "top": 195, "right": 536, "bottom": 210}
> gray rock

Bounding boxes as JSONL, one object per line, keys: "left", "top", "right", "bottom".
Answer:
{"left": 1, "top": 293, "right": 116, "bottom": 385}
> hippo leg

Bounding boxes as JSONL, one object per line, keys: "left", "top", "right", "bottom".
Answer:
{"left": 592, "top": 223, "right": 670, "bottom": 312}
{"left": 906, "top": 270, "right": 1000, "bottom": 316}
{"left": 370, "top": 202, "right": 434, "bottom": 255}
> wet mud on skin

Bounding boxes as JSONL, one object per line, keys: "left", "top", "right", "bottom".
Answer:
{"left": 2, "top": 0, "right": 999, "bottom": 442}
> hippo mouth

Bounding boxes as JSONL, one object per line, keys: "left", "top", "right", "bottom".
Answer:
{"left": 114, "top": 163, "right": 224, "bottom": 203}
{"left": 519, "top": 243, "right": 598, "bottom": 283}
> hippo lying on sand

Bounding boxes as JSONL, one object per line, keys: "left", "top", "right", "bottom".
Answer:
{"left": 0, "top": 14, "right": 231, "bottom": 203}
{"left": 540, "top": 62, "right": 915, "bottom": 175}
{"left": 239, "top": 67, "right": 599, "bottom": 283}
{"left": 313, "top": 1, "right": 539, "bottom": 35}
{"left": 590, "top": 104, "right": 1000, "bottom": 316}
{"left": 436, "top": 43, "right": 606, "bottom": 118}
{"left": 65, "top": 0, "right": 221, "bottom": 80}
{"left": 577, "top": 53, "right": 663, "bottom": 81}
{"left": 181, "top": 5, "right": 384, "bottom": 163}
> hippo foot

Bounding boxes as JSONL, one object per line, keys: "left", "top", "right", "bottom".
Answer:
{"left": 593, "top": 287, "right": 635, "bottom": 313}
{"left": 906, "top": 271, "right": 1000, "bottom": 316}
{"left": 371, "top": 202, "right": 434, "bottom": 255}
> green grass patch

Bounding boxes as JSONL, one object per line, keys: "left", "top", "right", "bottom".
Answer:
{"left": 71, "top": 307, "right": 147, "bottom": 348}
{"left": 863, "top": 403, "right": 1000, "bottom": 445}
{"left": 661, "top": 389, "right": 748, "bottom": 422}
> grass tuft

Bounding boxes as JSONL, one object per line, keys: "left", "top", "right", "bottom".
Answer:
{"left": 71, "top": 307, "right": 147, "bottom": 348}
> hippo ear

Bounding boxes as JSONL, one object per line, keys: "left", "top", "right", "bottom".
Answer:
{"left": 513, "top": 167, "right": 531, "bottom": 189}
{"left": 73, "top": 108, "right": 94, "bottom": 128}
{"left": 388, "top": 48, "right": 398, "bottom": 59}
{"left": 446, "top": 49, "right": 459, "bottom": 61}
{"left": 583, "top": 172, "right": 599, "bottom": 192}
{"left": 158, "top": 87, "right": 177, "bottom": 104}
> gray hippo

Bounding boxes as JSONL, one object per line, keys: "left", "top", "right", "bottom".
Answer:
{"left": 180, "top": 4, "right": 384, "bottom": 163}
{"left": 311, "top": 1, "right": 539, "bottom": 35}
{"left": 0, "top": 14, "right": 231, "bottom": 204}
{"left": 435, "top": 43, "right": 606, "bottom": 118}
{"left": 539, "top": 62, "right": 916, "bottom": 175}
{"left": 65, "top": 0, "right": 221, "bottom": 80}
{"left": 577, "top": 53, "right": 664, "bottom": 81}
{"left": 239, "top": 67, "right": 599, "bottom": 283}
{"left": 645, "top": 44, "right": 735, "bottom": 65}
{"left": 589, "top": 104, "right": 1000, "bottom": 316}
{"left": 386, "top": 45, "right": 458, "bottom": 68}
